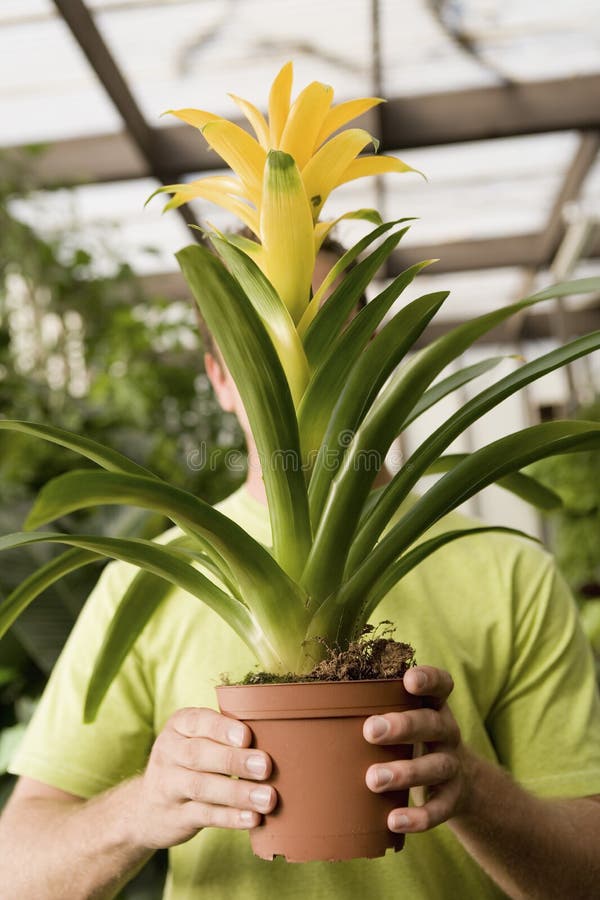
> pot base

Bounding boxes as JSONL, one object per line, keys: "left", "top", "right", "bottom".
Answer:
{"left": 250, "top": 828, "right": 405, "bottom": 863}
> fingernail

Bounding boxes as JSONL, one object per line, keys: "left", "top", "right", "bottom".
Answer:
{"left": 414, "top": 671, "right": 427, "bottom": 690}
{"left": 391, "top": 813, "right": 410, "bottom": 831}
{"left": 366, "top": 716, "right": 389, "bottom": 740}
{"left": 374, "top": 767, "right": 393, "bottom": 788}
{"left": 246, "top": 754, "right": 267, "bottom": 777}
{"left": 250, "top": 787, "right": 272, "bottom": 810}
{"left": 227, "top": 724, "right": 246, "bottom": 747}
{"left": 240, "top": 810, "right": 256, "bottom": 825}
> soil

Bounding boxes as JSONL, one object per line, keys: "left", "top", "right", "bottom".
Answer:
{"left": 224, "top": 623, "right": 416, "bottom": 685}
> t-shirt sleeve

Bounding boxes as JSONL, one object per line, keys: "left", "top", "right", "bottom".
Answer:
{"left": 9, "top": 559, "right": 155, "bottom": 799}
{"left": 487, "top": 548, "right": 600, "bottom": 799}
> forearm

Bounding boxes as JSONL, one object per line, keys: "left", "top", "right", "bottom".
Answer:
{"left": 0, "top": 776, "right": 153, "bottom": 900}
{"left": 449, "top": 750, "right": 600, "bottom": 900}
{"left": 0, "top": 708, "right": 277, "bottom": 899}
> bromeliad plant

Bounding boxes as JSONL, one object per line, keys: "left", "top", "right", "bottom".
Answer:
{"left": 1, "top": 63, "right": 600, "bottom": 719}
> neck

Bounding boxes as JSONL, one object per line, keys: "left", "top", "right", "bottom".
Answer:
{"left": 244, "top": 441, "right": 268, "bottom": 504}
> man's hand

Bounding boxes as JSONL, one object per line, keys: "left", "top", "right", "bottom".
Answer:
{"left": 133, "top": 707, "right": 277, "bottom": 849}
{"left": 363, "top": 665, "right": 474, "bottom": 833}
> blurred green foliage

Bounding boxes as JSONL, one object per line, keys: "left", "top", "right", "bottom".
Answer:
{"left": 529, "top": 398, "right": 600, "bottom": 663}
{"left": 0, "top": 150, "right": 245, "bottom": 897}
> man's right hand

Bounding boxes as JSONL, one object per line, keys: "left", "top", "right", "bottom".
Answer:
{"left": 132, "top": 707, "right": 277, "bottom": 849}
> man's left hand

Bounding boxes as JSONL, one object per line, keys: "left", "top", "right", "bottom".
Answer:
{"left": 363, "top": 665, "right": 476, "bottom": 833}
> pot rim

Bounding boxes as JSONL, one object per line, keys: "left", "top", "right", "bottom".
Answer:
{"left": 216, "top": 676, "right": 418, "bottom": 719}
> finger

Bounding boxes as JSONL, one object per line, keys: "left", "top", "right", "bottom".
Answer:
{"left": 366, "top": 751, "right": 458, "bottom": 792}
{"left": 175, "top": 770, "right": 277, "bottom": 814}
{"left": 387, "top": 779, "right": 462, "bottom": 833}
{"left": 183, "top": 801, "right": 262, "bottom": 831}
{"left": 403, "top": 667, "right": 454, "bottom": 705}
{"left": 173, "top": 734, "right": 272, "bottom": 781}
{"left": 364, "top": 707, "right": 453, "bottom": 744}
{"left": 169, "top": 707, "right": 251, "bottom": 748}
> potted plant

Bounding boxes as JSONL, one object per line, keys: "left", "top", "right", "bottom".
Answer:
{"left": 1, "top": 62, "right": 600, "bottom": 863}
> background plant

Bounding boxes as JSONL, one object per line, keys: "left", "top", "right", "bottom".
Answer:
{"left": 0, "top": 149, "right": 244, "bottom": 897}
{"left": 529, "top": 397, "right": 600, "bottom": 674}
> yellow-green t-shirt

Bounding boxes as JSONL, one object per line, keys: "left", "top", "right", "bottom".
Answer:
{"left": 10, "top": 486, "right": 600, "bottom": 899}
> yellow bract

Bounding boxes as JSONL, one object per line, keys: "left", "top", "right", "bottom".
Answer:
{"left": 260, "top": 151, "right": 316, "bottom": 326}
{"left": 152, "top": 62, "right": 419, "bottom": 318}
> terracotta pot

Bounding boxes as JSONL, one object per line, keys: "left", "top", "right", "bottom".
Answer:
{"left": 216, "top": 678, "right": 421, "bottom": 863}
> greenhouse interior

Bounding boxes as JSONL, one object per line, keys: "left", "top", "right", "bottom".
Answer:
{"left": 1, "top": 1, "right": 600, "bottom": 898}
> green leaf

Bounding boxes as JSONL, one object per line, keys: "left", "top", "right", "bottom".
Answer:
{"left": 339, "top": 420, "right": 600, "bottom": 611}
{"left": 403, "top": 356, "right": 509, "bottom": 428}
{"left": 0, "top": 531, "right": 273, "bottom": 662}
{"left": 297, "top": 262, "right": 437, "bottom": 462}
{"left": 177, "top": 244, "right": 311, "bottom": 580}
{"left": 425, "top": 455, "right": 563, "bottom": 510}
{"left": 302, "top": 226, "right": 411, "bottom": 369}
{"left": 524, "top": 277, "right": 600, "bottom": 301}
{"left": 0, "top": 548, "right": 100, "bottom": 642}
{"left": 175, "top": 542, "right": 242, "bottom": 602}
{"left": 84, "top": 529, "right": 251, "bottom": 722}
{"left": 300, "top": 217, "right": 416, "bottom": 337}
{"left": 0, "top": 421, "right": 235, "bottom": 585}
{"left": 311, "top": 527, "right": 538, "bottom": 645}
{"left": 304, "top": 285, "right": 600, "bottom": 600}
{"left": 348, "top": 329, "right": 600, "bottom": 573}
{"left": 85, "top": 532, "right": 272, "bottom": 720}
{"left": 84, "top": 559, "right": 180, "bottom": 722}
{"left": 322, "top": 278, "right": 600, "bottom": 597}
{"left": 24, "top": 469, "right": 309, "bottom": 647}
{"left": 208, "top": 233, "right": 310, "bottom": 407}
{"left": 307, "top": 291, "right": 448, "bottom": 531}
{"left": 0, "top": 421, "right": 153, "bottom": 477}
{"left": 324, "top": 208, "right": 383, "bottom": 231}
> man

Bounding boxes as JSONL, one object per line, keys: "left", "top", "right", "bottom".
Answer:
{"left": 2, "top": 249, "right": 600, "bottom": 899}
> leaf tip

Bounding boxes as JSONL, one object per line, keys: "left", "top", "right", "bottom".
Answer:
{"left": 144, "top": 186, "right": 165, "bottom": 208}
{"left": 83, "top": 697, "right": 98, "bottom": 724}
{"left": 23, "top": 511, "right": 40, "bottom": 532}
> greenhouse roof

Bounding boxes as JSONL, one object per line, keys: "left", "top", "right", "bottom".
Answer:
{"left": 2, "top": 0, "right": 599, "bottom": 323}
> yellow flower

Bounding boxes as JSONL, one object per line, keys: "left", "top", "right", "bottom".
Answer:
{"left": 150, "top": 62, "right": 420, "bottom": 321}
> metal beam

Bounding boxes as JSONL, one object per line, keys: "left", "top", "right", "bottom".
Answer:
{"left": 390, "top": 231, "right": 600, "bottom": 275}
{"left": 10, "top": 73, "right": 600, "bottom": 187}
{"left": 52, "top": 0, "right": 199, "bottom": 229}
{"left": 389, "top": 234, "right": 542, "bottom": 275}
{"left": 53, "top": 0, "right": 155, "bottom": 164}
{"left": 505, "top": 131, "right": 600, "bottom": 379}
{"left": 538, "top": 131, "right": 600, "bottom": 262}
{"left": 381, "top": 74, "right": 600, "bottom": 149}
{"left": 4, "top": 131, "right": 146, "bottom": 186}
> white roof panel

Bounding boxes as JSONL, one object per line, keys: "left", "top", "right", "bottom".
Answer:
{"left": 9, "top": 178, "right": 192, "bottom": 277}
{"left": 94, "top": 0, "right": 372, "bottom": 127}
{"left": 0, "top": 5, "right": 120, "bottom": 145}
{"left": 1, "top": 1, "right": 598, "bottom": 286}
{"left": 382, "top": 0, "right": 600, "bottom": 94}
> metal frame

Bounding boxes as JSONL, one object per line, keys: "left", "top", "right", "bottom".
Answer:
{"left": 52, "top": 0, "right": 199, "bottom": 230}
